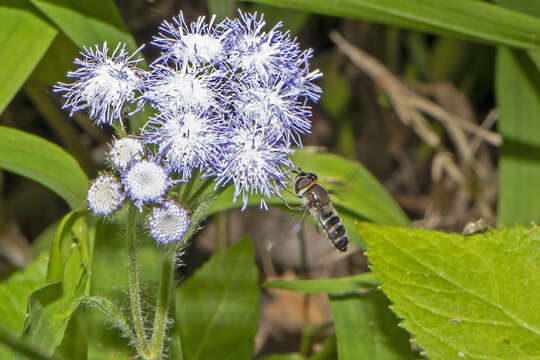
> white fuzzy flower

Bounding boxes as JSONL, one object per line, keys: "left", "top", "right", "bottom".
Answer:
{"left": 142, "top": 109, "right": 224, "bottom": 178}
{"left": 123, "top": 159, "right": 173, "bottom": 208}
{"left": 152, "top": 12, "right": 228, "bottom": 65}
{"left": 54, "top": 42, "right": 144, "bottom": 126}
{"left": 109, "top": 137, "right": 144, "bottom": 170}
{"left": 149, "top": 200, "right": 190, "bottom": 244}
{"left": 142, "top": 63, "right": 223, "bottom": 113}
{"left": 87, "top": 175, "right": 124, "bottom": 215}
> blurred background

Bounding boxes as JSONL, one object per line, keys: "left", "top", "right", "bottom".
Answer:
{"left": 0, "top": 0, "right": 529, "bottom": 357}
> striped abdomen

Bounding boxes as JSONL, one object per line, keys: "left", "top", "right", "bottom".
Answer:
{"left": 319, "top": 205, "right": 348, "bottom": 252}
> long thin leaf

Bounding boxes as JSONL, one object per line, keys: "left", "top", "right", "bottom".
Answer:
{"left": 0, "top": 126, "right": 88, "bottom": 209}
{"left": 29, "top": 0, "right": 137, "bottom": 50}
{"left": 240, "top": 0, "right": 540, "bottom": 49}
{"left": 495, "top": 1, "right": 540, "bottom": 225}
{"left": 264, "top": 273, "right": 380, "bottom": 293}
{"left": 0, "top": 1, "right": 57, "bottom": 113}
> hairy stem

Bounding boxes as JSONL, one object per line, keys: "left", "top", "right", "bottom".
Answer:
{"left": 126, "top": 206, "right": 149, "bottom": 357}
{"left": 149, "top": 244, "right": 178, "bottom": 360}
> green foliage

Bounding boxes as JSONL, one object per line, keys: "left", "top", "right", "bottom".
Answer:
{"left": 329, "top": 290, "right": 415, "bottom": 360}
{"left": 240, "top": 0, "right": 540, "bottom": 49}
{"left": 264, "top": 272, "right": 380, "bottom": 293}
{"left": 0, "top": 1, "right": 57, "bottom": 113}
{"left": 16, "top": 212, "right": 93, "bottom": 359}
{"left": 28, "top": 0, "right": 137, "bottom": 50}
{"left": 358, "top": 222, "right": 540, "bottom": 359}
{"left": 495, "top": 1, "right": 540, "bottom": 225}
{"left": 0, "top": 126, "right": 88, "bottom": 209}
{"left": 0, "top": 254, "right": 48, "bottom": 359}
{"left": 176, "top": 237, "right": 259, "bottom": 360}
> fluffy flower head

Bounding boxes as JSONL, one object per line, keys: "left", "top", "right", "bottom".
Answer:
{"left": 87, "top": 175, "right": 124, "bottom": 215}
{"left": 142, "top": 63, "right": 224, "bottom": 113}
{"left": 215, "top": 122, "right": 293, "bottom": 210}
{"left": 54, "top": 42, "right": 143, "bottom": 126}
{"left": 109, "top": 137, "right": 144, "bottom": 170}
{"left": 143, "top": 110, "right": 224, "bottom": 178}
{"left": 152, "top": 12, "right": 228, "bottom": 65}
{"left": 149, "top": 200, "right": 190, "bottom": 244}
{"left": 123, "top": 159, "right": 174, "bottom": 208}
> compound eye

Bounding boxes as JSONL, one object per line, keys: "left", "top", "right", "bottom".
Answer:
{"left": 295, "top": 177, "right": 313, "bottom": 193}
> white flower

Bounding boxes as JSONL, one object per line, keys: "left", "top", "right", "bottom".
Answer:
{"left": 142, "top": 63, "right": 223, "bottom": 113}
{"left": 149, "top": 200, "right": 190, "bottom": 244}
{"left": 109, "top": 137, "right": 144, "bottom": 170}
{"left": 54, "top": 42, "right": 144, "bottom": 126}
{"left": 87, "top": 175, "right": 124, "bottom": 215}
{"left": 142, "top": 109, "right": 224, "bottom": 178}
{"left": 152, "top": 12, "right": 229, "bottom": 65}
{"left": 123, "top": 159, "right": 173, "bottom": 208}
{"left": 215, "top": 121, "right": 294, "bottom": 210}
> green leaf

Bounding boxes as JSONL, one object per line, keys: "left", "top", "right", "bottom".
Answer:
{"left": 0, "top": 126, "right": 88, "bottom": 209}
{"left": 329, "top": 290, "right": 415, "bottom": 360}
{"left": 0, "top": 254, "right": 48, "bottom": 359}
{"left": 0, "top": 1, "right": 57, "bottom": 113}
{"left": 358, "top": 222, "right": 540, "bottom": 360}
{"left": 264, "top": 273, "right": 380, "bottom": 293}
{"left": 259, "top": 354, "right": 304, "bottom": 360}
{"left": 29, "top": 0, "right": 137, "bottom": 50}
{"left": 239, "top": 0, "right": 540, "bottom": 49}
{"left": 207, "top": 0, "right": 233, "bottom": 21}
{"left": 176, "top": 237, "right": 260, "bottom": 360}
{"left": 495, "top": 1, "right": 540, "bottom": 225}
{"left": 309, "top": 334, "right": 336, "bottom": 360}
{"left": 17, "top": 213, "right": 94, "bottom": 358}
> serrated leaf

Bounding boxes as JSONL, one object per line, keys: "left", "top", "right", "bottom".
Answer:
{"left": 329, "top": 290, "right": 415, "bottom": 360}
{"left": 0, "top": 255, "right": 48, "bottom": 359}
{"left": 29, "top": 0, "right": 137, "bottom": 50}
{"left": 240, "top": 0, "right": 540, "bottom": 49}
{"left": 176, "top": 237, "right": 259, "bottom": 360}
{"left": 0, "top": 1, "right": 57, "bottom": 113}
{"left": 358, "top": 222, "right": 540, "bottom": 360}
{"left": 0, "top": 126, "right": 88, "bottom": 209}
{"left": 264, "top": 272, "right": 379, "bottom": 293}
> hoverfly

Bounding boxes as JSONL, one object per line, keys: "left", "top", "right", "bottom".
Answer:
{"left": 289, "top": 169, "right": 349, "bottom": 252}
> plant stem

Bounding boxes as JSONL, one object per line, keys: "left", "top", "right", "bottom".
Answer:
{"left": 126, "top": 205, "right": 149, "bottom": 356}
{"left": 187, "top": 178, "right": 214, "bottom": 207}
{"left": 149, "top": 244, "right": 178, "bottom": 360}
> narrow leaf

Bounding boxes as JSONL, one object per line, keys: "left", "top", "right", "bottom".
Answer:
{"left": 495, "top": 1, "right": 540, "bottom": 225}
{"left": 358, "top": 222, "right": 540, "bottom": 359}
{"left": 177, "top": 237, "right": 260, "bottom": 360}
{"left": 329, "top": 290, "right": 415, "bottom": 360}
{"left": 29, "top": 0, "right": 137, "bottom": 50}
{"left": 240, "top": 0, "right": 540, "bottom": 49}
{"left": 0, "top": 126, "right": 88, "bottom": 209}
{"left": 264, "top": 273, "right": 380, "bottom": 293}
{"left": 0, "top": 1, "right": 57, "bottom": 113}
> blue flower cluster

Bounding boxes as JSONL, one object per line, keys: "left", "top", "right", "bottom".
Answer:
{"left": 57, "top": 10, "right": 322, "bottom": 222}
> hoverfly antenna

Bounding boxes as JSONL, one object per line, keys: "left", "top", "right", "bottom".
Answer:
{"left": 291, "top": 168, "right": 300, "bottom": 175}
